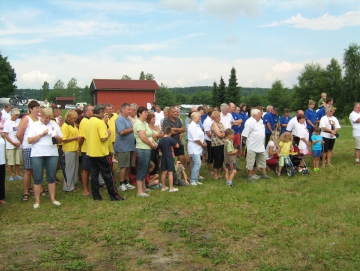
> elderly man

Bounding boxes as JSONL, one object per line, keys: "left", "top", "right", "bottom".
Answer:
{"left": 114, "top": 103, "right": 136, "bottom": 191}
{"left": 1, "top": 104, "right": 12, "bottom": 122}
{"left": 350, "top": 103, "right": 360, "bottom": 164}
{"left": 263, "top": 107, "right": 279, "bottom": 146}
{"left": 105, "top": 103, "right": 119, "bottom": 162}
{"left": 162, "top": 106, "right": 186, "bottom": 165}
{"left": 220, "top": 103, "right": 234, "bottom": 129}
{"left": 128, "top": 103, "right": 138, "bottom": 124}
{"left": 154, "top": 105, "right": 164, "bottom": 128}
{"left": 286, "top": 109, "right": 304, "bottom": 146}
{"left": 242, "top": 108, "right": 271, "bottom": 183}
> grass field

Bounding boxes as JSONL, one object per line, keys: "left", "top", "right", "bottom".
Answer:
{"left": 1, "top": 123, "right": 359, "bottom": 271}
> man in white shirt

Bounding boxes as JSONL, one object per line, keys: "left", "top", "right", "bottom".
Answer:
{"left": 350, "top": 103, "right": 360, "bottom": 164}
{"left": 154, "top": 105, "right": 164, "bottom": 128}
{"left": 1, "top": 104, "right": 12, "bottom": 122}
{"left": 242, "top": 108, "right": 271, "bottom": 183}
{"left": 203, "top": 108, "right": 214, "bottom": 175}
{"left": 220, "top": 103, "right": 234, "bottom": 129}
{"left": 286, "top": 110, "right": 304, "bottom": 146}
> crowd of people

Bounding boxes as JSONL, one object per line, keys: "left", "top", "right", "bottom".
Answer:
{"left": 0, "top": 91, "right": 359, "bottom": 206}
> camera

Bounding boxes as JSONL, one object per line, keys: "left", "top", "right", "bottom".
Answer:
{"left": 52, "top": 137, "right": 58, "bottom": 145}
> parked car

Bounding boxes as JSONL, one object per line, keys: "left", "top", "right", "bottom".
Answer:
{"left": 64, "top": 104, "right": 76, "bottom": 110}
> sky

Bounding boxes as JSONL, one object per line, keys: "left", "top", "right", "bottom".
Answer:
{"left": 1, "top": 0, "right": 360, "bottom": 90}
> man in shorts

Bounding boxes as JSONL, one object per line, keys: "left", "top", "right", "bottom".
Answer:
{"left": 349, "top": 102, "right": 360, "bottom": 164}
{"left": 114, "top": 103, "right": 136, "bottom": 191}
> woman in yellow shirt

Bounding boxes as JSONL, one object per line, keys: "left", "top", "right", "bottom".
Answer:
{"left": 61, "top": 110, "right": 79, "bottom": 192}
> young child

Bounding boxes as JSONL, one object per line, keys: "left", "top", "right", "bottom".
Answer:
{"left": 146, "top": 161, "right": 162, "bottom": 189}
{"left": 174, "top": 160, "right": 189, "bottom": 186}
{"left": 224, "top": 129, "right": 238, "bottom": 187}
{"left": 277, "top": 132, "right": 294, "bottom": 177}
{"left": 311, "top": 126, "right": 323, "bottom": 172}
{"left": 157, "top": 126, "right": 179, "bottom": 192}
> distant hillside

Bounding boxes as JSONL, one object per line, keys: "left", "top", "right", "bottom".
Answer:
{"left": 169, "top": 86, "right": 271, "bottom": 96}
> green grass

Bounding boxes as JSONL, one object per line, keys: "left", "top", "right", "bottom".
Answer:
{"left": 1, "top": 124, "right": 360, "bottom": 270}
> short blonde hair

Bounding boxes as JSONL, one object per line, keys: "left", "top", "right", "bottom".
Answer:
{"left": 211, "top": 111, "right": 220, "bottom": 119}
{"left": 308, "top": 100, "right": 315, "bottom": 106}
{"left": 11, "top": 108, "right": 20, "bottom": 116}
{"left": 190, "top": 112, "right": 200, "bottom": 120}
{"left": 65, "top": 110, "right": 78, "bottom": 121}
{"left": 41, "top": 108, "right": 53, "bottom": 118}
{"left": 325, "top": 105, "right": 334, "bottom": 113}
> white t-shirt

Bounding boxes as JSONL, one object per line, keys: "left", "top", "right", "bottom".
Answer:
{"left": 154, "top": 111, "right": 164, "bottom": 128}
{"left": 203, "top": 116, "right": 213, "bottom": 141}
{"left": 3, "top": 118, "right": 21, "bottom": 150}
{"left": 286, "top": 116, "right": 298, "bottom": 135}
{"left": 220, "top": 113, "right": 234, "bottom": 129}
{"left": 296, "top": 122, "right": 309, "bottom": 150}
{"left": 1, "top": 109, "right": 11, "bottom": 122}
{"left": 349, "top": 111, "right": 360, "bottom": 137}
{"left": 0, "top": 137, "right": 5, "bottom": 165}
{"left": 20, "top": 115, "right": 40, "bottom": 149}
{"left": 319, "top": 116, "right": 341, "bottom": 139}
{"left": 187, "top": 121, "right": 204, "bottom": 155}
{"left": 265, "top": 140, "right": 277, "bottom": 160}
{"left": 28, "top": 120, "right": 62, "bottom": 157}
{"left": 242, "top": 117, "right": 265, "bottom": 153}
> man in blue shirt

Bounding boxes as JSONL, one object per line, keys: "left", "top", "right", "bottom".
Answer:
{"left": 264, "top": 107, "right": 279, "bottom": 146}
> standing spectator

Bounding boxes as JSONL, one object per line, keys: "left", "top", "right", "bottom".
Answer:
{"left": 27, "top": 108, "right": 63, "bottom": 209}
{"left": 264, "top": 107, "right": 279, "bottom": 147}
{"left": 16, "top": 101, "right": 40, "bottom": 202}
{"left": 220, "top": 103, "right": 234, "bottom": 129}
{"left": 105, "top": 103, "right": 119, "bottom": 163}
{"left": 150, "top": 102, "right": 156, "bottom": 112}
{"left": 318, "top": 92, "right": 327, "bottom": 108}
{"left": 134, "top": 106, "right": 158, "bottom": 197}
{"left": 0, "top": 133, "right": 5, "bottom": 204}
{"left": 266, "top": 105, "right": 273, "bottom": 114}
{"left": 211, "top": 111, "right": 226, "bottom": 180}
{"left": 311, "top": 127, "right": 323, "bottom": 171}
{"left": 224, "top": 128, "right": 238, "bottom": 187}
{"left": 78, "top": 105, "right": 94, "bottom": 196}
{"left": 286, "top": 110, "right": 304, "bottom": 146}
{"left": 129, "top": 103, "right": 138, "bottom": 124}
{"left": 162, "top": 107, "right": 186, "bottom": 166}
{"left": 154, "top": 105, "right": 164, "bottom": 129}
{"left": 296, "top": 114, "right": 310, "bottom": 156}
{"left": 114, "top": 103, "right": 136, "bottom": 192}
{"left": 1, "top": 104, "right": 12, "bottom": 122}
{"left": 3, "top": 108, "right": 22, "bottom": 181}
{"left": 317, "top": 97, "right": 333, "bottom": 121}
{"left": 61, "top": 110, "right": 79, "bottom": 192}
{"left": 319, "top": 105, "right": 341, "bottom": 167}
{"left": 160, "top": 107, "right": 169, "bottom": 132}
{"left": 203, "top": 108, "right": 214, "bottom": 175}
{"left": 239, "top": 103, "right": 248, "bottom": 156}
{"left": 85, "top": 104, "right": 123, "bottom": 201}
{"left": 229, "top": 102, "right": 243, "bottom": 158}
{"left": 305, "top": 100, "right": 317, "bottom": 141}
{"left": 187, "top": 112, "right": 206, "bottom": 186}
{"left": 242, "top": 108, "right": 271, "bottom": 182}
{"left": 280, "top": 109, "right": 291, "bottom": 134}
{"left": 148, "top": 112, "right": 163, "bottom": 175}
{"left": 199, "top": 106, "right": 207, "bottom": 124}
{"left": 349, "top": 102, "right": 360, "bottom": 164}
{"left": 43, "top": 99, "right": 50, "bottom": 108}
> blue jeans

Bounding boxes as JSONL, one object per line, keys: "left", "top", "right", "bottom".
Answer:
{"left": 32, "top": 156, "right": 59, "bottom": 185}
{"left": 135, "top": 148, "right": 151, "bottom": 181}
{"left": 190, "top": 154, "right": 201, "bottom": 184}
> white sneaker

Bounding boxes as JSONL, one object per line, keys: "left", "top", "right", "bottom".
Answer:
{"left": 198, "top": 176, "right": 205, "bottom": 180}
{"left": 196, "top": 181, "right": 203, "bottom": 185}
{"left": 190, "top": 182, "right": 198, "bottom": 186}
{"left": 161, "top": 187, "right": 169, "bottom": 191}
{"left": 125, "top": 183, "right": 135, "bottom": 190}
{"left": 52, "top": 201, "right": 61, "bottom": 206}
{"left": 253, "top": 174, "right": 261, "bottom": 180}
{"left": 169, "top": 188, "right": 179, "bottom": 192}
{"left": 120, "top": 184, "right": 127, "bottom": 191}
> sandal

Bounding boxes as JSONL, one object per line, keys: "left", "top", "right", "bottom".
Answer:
{"left": 22, "top": 194, "right": 30, "bottom": 202}
{"left": 40, "top": 189, "right": 48, "bottom": 196}
{"left": 28, "top": 188, "right": 34, "bottom": 195}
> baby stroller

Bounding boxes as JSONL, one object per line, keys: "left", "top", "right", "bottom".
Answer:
{"left": 275, "top": 146, "right": 310, "bottom": 177}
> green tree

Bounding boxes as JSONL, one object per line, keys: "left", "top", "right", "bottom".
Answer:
{"left": 267, "top": 80, "right": 292, "bottom": 112}
{"left": 47, "top": 89, "right": 65, "bottom": 103}
{"left": 212, "top": 81, "right": 220, "bottom": 107}
{"left": 292, "top": 63, "right": 327, "bottom": 110}
{"left": 175, "top": 93, "right": 188, "bottom": 104}
{"left": 145, "top": 73, "right": 155, "bottom": 80}
{"left": 53, "top": 79, "right": 65, "bottom": 90}
{"left": 83, "top": 85, "right": 91, "bottom": 104}
{"left": 324, "top": 58, "right": 343, "bottom": 115}
{"left": 121, "top": 75, "right": 132, "bottom": 80}
{"left": 190, "top": 91, "right": 212, "bottom": 105}
{"left": 67, "top": 77, "right": 80, "bottom": 98}
{"left": 155, "top": 84, "right": 175, "bottom": 108}
{"left": 343, "top": 43, "right": 360, "bottom": 114}
{"left": 226, "top": 67, "right": 240, "bottom": 104}
{"left": 0, "top": 52, "right": 17, "bottom": 97}
{"left": 139, "top": 71, "right": 145, "bottom": 80}
{"left": 218, "top": 76, "right": 226, "bottom": 105}
{"left": 41, "top": 81, "right": 50, "bottom": 100}
{"left": 245, "top": 93, "right": 266, "bottom": 107}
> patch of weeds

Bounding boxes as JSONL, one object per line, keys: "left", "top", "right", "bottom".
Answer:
{"left": 135, "top": 237, "right": 158, "bottom": 253}
{"left": 159, "top": 219, "right": 177, "bottom": 233}
{"left": 36, "top": 236, "right": 56, "bottom": 244}
{"left": 115, "top": 259, "right": 130, "bottom": 271}
{"left": 62, "top": 259, "right": 93, "bottom": 270}
{"left": 136, "top": 257, "right": 151, "bottom": 267}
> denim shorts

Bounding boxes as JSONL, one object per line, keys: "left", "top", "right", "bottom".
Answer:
{"left": 312, "top": 150, "right": 322, "bottom": 157}
{"left": 135, "top": 148, "right": 151, "bottom": 181}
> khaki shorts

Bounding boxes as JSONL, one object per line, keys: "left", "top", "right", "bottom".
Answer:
{"left": 246, "top": 150, "right": 266, "bottom": 171}
{"left": 117, "top": 151, "right": 135, "bottom": 168}
{"left": 6, "top": 148, "right": 22, "bottom": 165}
{"left": 355, "top": 136, "right": 360, "bottom": 149}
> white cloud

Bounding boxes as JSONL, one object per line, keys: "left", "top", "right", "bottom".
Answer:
{"left": 0, "top": 38, "right": 43, "bottom": 46}
{"left": 261, "top": 11, "right": 360, "bottom": 30}
{"left": 20, "top": 70, "right": 56, "bottom": 86}
{"left": 202, "top": 0, "right": 262, "bottom": 20}
{"left": 160, "top": 0, "right": 198, "bottom": 11}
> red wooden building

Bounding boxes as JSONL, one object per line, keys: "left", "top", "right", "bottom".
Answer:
{"left": 89, "top": 79, "right": 160, "bottom": 111}
{"left": 56, "top": 97, "right": 76, "bottom": 109}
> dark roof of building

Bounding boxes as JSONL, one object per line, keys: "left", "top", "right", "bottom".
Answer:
{"left": 90, "top": 79, "right": 160, "bottom": 91}
{"left": 56, "top": 97, "right": 75, "bottom": 101}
